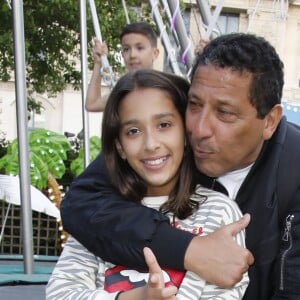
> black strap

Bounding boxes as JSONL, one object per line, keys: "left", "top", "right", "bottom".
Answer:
{"left": 195, "top": 172, "right": 229, "bottom": 196}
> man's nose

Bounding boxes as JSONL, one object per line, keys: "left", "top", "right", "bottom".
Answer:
{"left": 188, "top": 110, "right": 214, "bottom": 139}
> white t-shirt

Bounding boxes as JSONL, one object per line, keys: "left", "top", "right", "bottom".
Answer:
{"left": 218, "top": 164, "right": 253, "bottom": 200}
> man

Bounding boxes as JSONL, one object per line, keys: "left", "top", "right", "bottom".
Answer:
{"left": 61, "top": 33, "right": 300, "bottom": 299}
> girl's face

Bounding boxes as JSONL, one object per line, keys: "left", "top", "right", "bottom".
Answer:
{"left": 117, "top": 88, "right": 185, "bottom": 196}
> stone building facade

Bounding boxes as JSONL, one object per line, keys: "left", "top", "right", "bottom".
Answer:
{"left": 1, "top": 0, "right": 299, "bottom": 140}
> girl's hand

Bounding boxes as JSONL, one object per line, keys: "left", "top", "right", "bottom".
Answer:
{"left": 143, "top": 247, "right": 177, "bottom": 300}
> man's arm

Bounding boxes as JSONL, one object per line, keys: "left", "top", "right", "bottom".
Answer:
{"left": 61, "top": 154, "right": 253, "bottom": 286}
{"left": 61, "top": 154, "right": 194, "bottom": 270}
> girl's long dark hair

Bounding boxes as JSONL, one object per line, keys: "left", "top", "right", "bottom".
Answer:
{"left": 102, "top": 69, "right": 197, "bottom": 219}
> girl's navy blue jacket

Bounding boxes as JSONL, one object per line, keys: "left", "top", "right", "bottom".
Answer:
{"left": 61, "top": 117, "right": 300, "bottom": 300}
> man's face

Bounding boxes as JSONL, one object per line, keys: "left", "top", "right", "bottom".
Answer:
{"left": 121, "top": 33, "right": 159, "bottom": 71}
{"left": 186, "top": 64, "right": 272, "bottom": 178}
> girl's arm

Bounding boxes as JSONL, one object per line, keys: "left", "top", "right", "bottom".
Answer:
{"left": 47, "top": 239, "right": 176, "bottom": 300}
{"left": 46, "top": 236, "right": 118, "bottom": 300}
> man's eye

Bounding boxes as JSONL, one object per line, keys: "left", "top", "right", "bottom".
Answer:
{"left": 187, "top": 100, "right": 202, "bottom": 110}
{"left": 218, "top": 109, "right": 237, "bottom": 122}
{"left": 218, "top": 108, "right": 236, "bottom": 116}
{"left": 219, "top": 109, "right": 231, "bottom": 115}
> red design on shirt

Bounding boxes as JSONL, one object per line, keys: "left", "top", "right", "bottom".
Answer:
{"left": 104, "top": 265, "right": 185, "bottom": 293}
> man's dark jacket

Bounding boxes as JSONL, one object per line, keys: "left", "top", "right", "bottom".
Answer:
{"left": 61, "top": 117, "right": 300, "bottom": 299}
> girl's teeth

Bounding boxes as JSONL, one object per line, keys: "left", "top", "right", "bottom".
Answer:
{"left": 145, "top": 157, "right": 166, "bottom": 165}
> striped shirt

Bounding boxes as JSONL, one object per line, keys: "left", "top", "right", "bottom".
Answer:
{"left": 46, "top": 186, "right": 249, "bottom": 299}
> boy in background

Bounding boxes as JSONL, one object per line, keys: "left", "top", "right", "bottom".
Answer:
{"left": 85, "top": 22, "right": 159, "bottom": 112}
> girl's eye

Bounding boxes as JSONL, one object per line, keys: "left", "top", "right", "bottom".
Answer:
{"left": 158, "top": 122, "right": 171, "bottom": 129}
{"left": 127, "top": 127, "right": 140, "bottom": 135}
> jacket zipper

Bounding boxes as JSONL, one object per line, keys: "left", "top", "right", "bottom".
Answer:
{"left": 280, "top": 214, "right": 294, "bottom": 290}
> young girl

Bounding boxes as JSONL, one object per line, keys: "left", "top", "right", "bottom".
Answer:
{"left": 47, "top": 70, "right": 249, "bottom": 299}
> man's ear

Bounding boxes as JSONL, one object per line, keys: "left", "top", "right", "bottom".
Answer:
{"left": 263, "top": 104, "right": 283, "bottom": 140}
{"left": 115, "top": 140, "right": 126, "bottom": 160}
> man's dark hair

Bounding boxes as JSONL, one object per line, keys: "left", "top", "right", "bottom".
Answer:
{"left": 120, "top": 22, "right": 158, "bottom": 47}
{"left": 191, "top": 33, "right": 284, "bottom": 118}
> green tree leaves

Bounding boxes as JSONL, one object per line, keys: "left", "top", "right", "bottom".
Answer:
{"left": 0, "top": 0, "right": 145, "bottom": 97}
{"left": 0, "top": 129, "right": 71, "bottom": 189}
{"left": 70, "top": 135, "right": 101, "bottom": 177}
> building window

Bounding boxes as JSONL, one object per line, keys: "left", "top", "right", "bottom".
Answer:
{"left": 218, "top": 13, "right": 239, "bottom": 34}
{"left": 28, "top": 107, "right": 46, "bottom": 130}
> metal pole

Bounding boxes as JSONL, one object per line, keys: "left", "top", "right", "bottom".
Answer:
{"left": 12, "top": 0, "right": 34, "bottom": 274}
{"left": 196, "top": 0, "right": 223, "bottom": 39}
{"left": 122, "top": 0, "right": 130, "bottom": 24}
{"left": 161, "top": 0, "right": 180, "bottom": 47}
{"left": 203, "top": 0, "right": 225, "bottom": 39}
{"left": 196, "top": 0, "right": 212, "bottom": 26}
{"left": 149, "top": 0, "right": 182, "bottom": 76}
{"left": 79, "top": 0, "right": 90, "bottom": 167}
{"left": 167, "top": 0, "right": 194, "bottom": 70}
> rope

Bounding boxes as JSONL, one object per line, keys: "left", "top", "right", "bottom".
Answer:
{"left": 88, "top": 0, "right": 115, "bottom": 88}
{"left": 149, "top": 0, "right": 183, "bottom": 76}
{"left": 170, "top": 1, "right": 180, "bottom": 31}
{"left": 168, "top": 0, "right": 193, "bottom": 67}
{"left": 181, "top": 39, "right": 191, "bottom": 65}
{"left": 161, "top": 0, "right": 180, "bottom": 47}
{"left": 247, "top": 0, "right": 262, "bottom": 33}
{"left": 0, "top": 203, "right": 11, "bottom": 244}
{"left": 6, "top": 0, "right": 11, "bottom": 9}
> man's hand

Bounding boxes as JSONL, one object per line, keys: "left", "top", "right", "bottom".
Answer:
{"left": 184, "top": 213, "right": 254, "bottom": 288}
